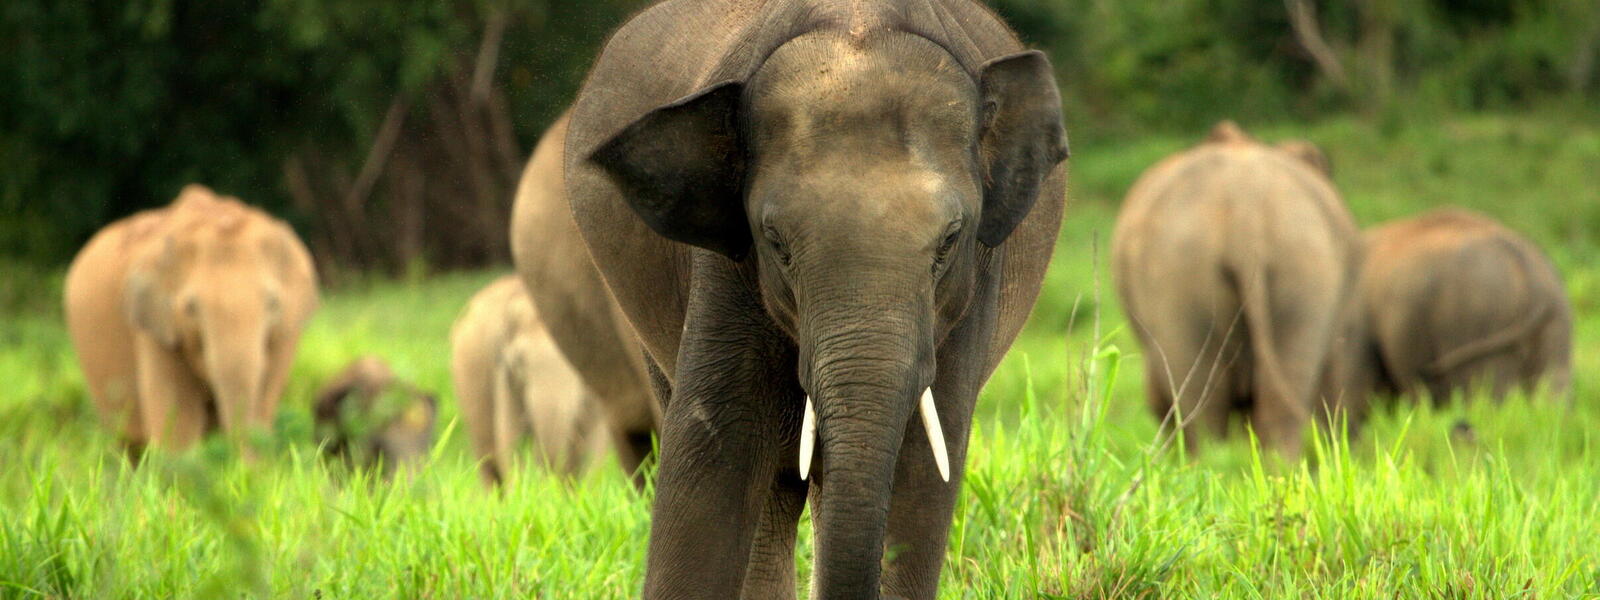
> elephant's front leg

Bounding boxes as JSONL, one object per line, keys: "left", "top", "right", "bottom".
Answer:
{"left": 644, "top": 260, "right": 795, "bottom": 599}
{"left": 134, "top": 338, "right": 213, "bottom": 450}
{"left": 880, "top": 296, "right": 995, "bottom": 600}
{"left": 740, "top": 470, "right": 808, "bottom": 600}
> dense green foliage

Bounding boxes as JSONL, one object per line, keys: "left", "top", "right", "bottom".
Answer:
{"left": 1, "top": 113, "right": 1595, "bottom": 597}
{"left": 3, "top": 0, "right": 1597, "bottom": 266}
{"left": 0, "top": 0, "right": 646, "bottom": 266}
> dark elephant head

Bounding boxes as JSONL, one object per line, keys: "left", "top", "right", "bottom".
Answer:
{"left": 314, "top": 356, "right": 438, "bottom": 476}
{"left": 591, "top": 29, "right": 1065, "bottom": 569}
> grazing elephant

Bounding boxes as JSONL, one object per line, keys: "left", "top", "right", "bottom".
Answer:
{"left": 312, "top": 356, "right": 438, "bottom": 475}
{"left": 542, "top": 2, "right": 1069, "bottom": 597}
{"left": 1112, "top": 121, "right": 1362, "bottom": 457}
{"left": 450, "top": 276, "right": 611, "bottom": 485}
{"left": 64, "top": 184, "right": 319, "bottom": 454}
{"left": 1352, "top": 208, "right": 1572, "bottom": 402}
{"left": 511, "top": 112, "right": 660, "bottom": 486}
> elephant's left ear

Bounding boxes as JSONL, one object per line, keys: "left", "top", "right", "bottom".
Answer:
{"left": 976, "top": 51, "right": 1069, "bottom": 248}
{"left": 588, "top": 81, "right": 751, "bottom": 261}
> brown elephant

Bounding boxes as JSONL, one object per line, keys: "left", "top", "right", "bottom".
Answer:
{"left": 1112, "top": 121, "right": 1363, "bottom": 457}
{"left": 450, "top": 275, "right": 611, "bottom": 485}
{"left": 312, "top": 356, "right": 438, "bottom": 475}
{"left": 64, "top": 184, "right": 319, "bottom": 454}
{"left": 510, "top": 112, "right": 660, "bottom": 485}
{"left": 1351, "top": 208, "right": 1572, "bottom": 402}
{"left": 547, "top": 3, "right": 1069, "bottom": 597}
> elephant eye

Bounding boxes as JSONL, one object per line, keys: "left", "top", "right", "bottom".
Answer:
{"left": 938, "top": 221, "right": 962, "bottom": 256}
{"left": 762, "top": 225, "right": 792, "bottom": 267}
{"left": 933, "top": 220, "right": 963, "bottom": 274}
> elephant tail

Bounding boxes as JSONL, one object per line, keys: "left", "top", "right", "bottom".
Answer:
{"left": 1425, "top": 238, "right": 1554, "bottom": 375}
{"left": 1235, "top": 267, "right": 1311, "bottom": 424}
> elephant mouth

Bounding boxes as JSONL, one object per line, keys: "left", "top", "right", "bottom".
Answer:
{"left": 798, "top": 387, "right": 949, "bottom": 482}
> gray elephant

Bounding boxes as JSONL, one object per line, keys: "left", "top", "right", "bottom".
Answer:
{"left": 1351, "top": 208, "right": 1572, "bottom": 402}
{"left": 511, "top": 112, "right": 659, "bottom": 487}
{"left": 531, "top": 2, "right": 1069, "bottom": 598}
{"left": 312, "top": 356, "right": 438, "bottom": 476}
{"left": 1112, "top": 122, "right": 1362, "bottom": 457}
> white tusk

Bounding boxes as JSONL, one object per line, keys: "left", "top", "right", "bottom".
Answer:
{"left": 799, "top": 396, "right": 817, "bottom": 480}
{"left": 920, "top": 387, "right": 950, "bottom": 482}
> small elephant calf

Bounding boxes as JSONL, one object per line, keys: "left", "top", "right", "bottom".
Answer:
{"left": 450, "top": 276, "right": 610, "bottom": 485}
{"left": 1351, "top": 208, "right": 1572, "bottom": 402}
{"left": 65, "top": 184, "right": 319, "bottom": 455}
{"left": 313, "top": 356, "right": 438, "bottom": 475}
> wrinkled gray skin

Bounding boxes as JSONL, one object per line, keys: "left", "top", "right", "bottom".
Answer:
{"left": 313, "top": 356, "right": 437, "bottom": 476}
{"left": 1349, "top": 208, "right": 1573, "bottom": 403}
{"left": 541, "top": 2, "right": 1067, "bottom": 598}
{"left": 511, "top": 113, "right": 660, "bottom": 488}
{"left": 1112, "top": 122, "right": 1362, "bottom": 458}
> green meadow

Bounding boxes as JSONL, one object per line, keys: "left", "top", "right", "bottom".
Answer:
{"left": 2, "top": 112, "right": 1598, "bottom": 598}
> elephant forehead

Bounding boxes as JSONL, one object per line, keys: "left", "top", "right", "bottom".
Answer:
{"left": 749, "top": 32, "right": 978, "bottom": 138}
{"left": 762, "top": 165, "right": 958, "bottom": 229}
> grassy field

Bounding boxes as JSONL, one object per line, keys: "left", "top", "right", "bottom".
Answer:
{"left": 2, "top": 112, "right": 1598, "bottom": 598}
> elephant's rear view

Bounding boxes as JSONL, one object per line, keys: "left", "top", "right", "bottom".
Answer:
{"left": 63, "top": 184, "right": 320, "bottom": 454}
{"left": 1358, "top": 208, "right": 1572, "bottom": 402}
{"left": 1112, "top": 121, "right": 1362, "bottom": 457}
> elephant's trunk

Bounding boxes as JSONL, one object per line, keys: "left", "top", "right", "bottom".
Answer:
{"left": 202, "top": 318, "right": 268, "bottom": 441}
{"left": 798, "top": 284, "right": 938, "bottom": 593}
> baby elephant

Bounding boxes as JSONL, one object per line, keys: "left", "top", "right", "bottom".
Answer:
{"left": 1354, "top": 208, "right": 1572, "bottom": 402}
{"left": 450, "top": 276, "right": 610, "bottom": 485}
{"left": 65, "top": 185, "right": 319, "bottom": 455}
{"left": 313, "top": 356, "right": 438, "bottom": 475}
{"left": 1112, "top": 121, "right": 1363, "bottom": 457}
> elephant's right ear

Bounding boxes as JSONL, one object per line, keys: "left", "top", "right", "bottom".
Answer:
{"left": 1276, "top": 140, "right": 1333, "bottom": 179}
{"left": 588, "top": 81, "right": 751, "bottom": 261}
{"left": 124, "top": 242, "right": 179, "bottom": 348}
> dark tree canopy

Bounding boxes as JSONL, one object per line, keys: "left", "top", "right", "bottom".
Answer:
{"left": 2, "top": 0, "right": 1594, "bottom": 271}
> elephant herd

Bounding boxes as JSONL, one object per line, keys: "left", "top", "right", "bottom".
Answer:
{"left": 1113, "top": 121, "right": 1572, "bottom": 457}
{"left": 56, "top": 1, "right": 1572, "bottom": 598}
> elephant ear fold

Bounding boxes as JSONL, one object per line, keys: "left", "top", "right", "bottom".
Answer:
{"left": 124, "top": 240, "right": 179, "bottom": 348}
{"left": 588, "top": 81, "right": 751, "bottom": 261}
{"left": 1276, "top": 140, "right": 1334, "bottom": 179}
{"left": 976, "top": 51, "right": 1069, "bottom": 248}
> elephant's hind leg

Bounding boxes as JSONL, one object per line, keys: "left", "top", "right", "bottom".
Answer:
{"left": 1143, "top": 321, "right": 1237, "bottom": 453}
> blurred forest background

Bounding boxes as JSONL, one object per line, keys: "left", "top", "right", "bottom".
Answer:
{"left": 3, "top": 0, "right": 1598, "bottom": 276}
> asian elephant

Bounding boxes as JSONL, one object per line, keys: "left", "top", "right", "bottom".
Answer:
{"left": 450, "top": 275, "right": 611, "bottom": 485}
{"left": 1352, "top": 208, "right": 1572, "bottom": 402}
{"left": 312, "top": 356, "right": 438, "bottom": 475}
{"left": 534, "top": 2, "right": 1069, "bottom": 597}
{"left": 510, "top": 112, "right": 660, "bottom": 487}
{"left": 1112, "top": 122, "right": 1362, "bottom": 457}
{"left": 64, "top": 184, "right": 319, "bottom": 454}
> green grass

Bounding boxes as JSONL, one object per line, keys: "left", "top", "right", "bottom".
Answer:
{"left": 2, "top": 112, "right": 1598, "bottom": 598}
